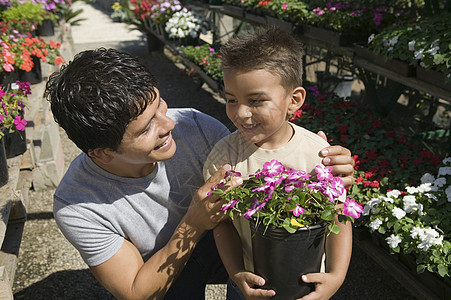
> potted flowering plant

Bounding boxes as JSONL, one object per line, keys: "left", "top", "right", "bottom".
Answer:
{"left": 164, "top": 7, "right": 209, "bottom": 45}
{"left": 211, "top": 159, "right": 362, "bottom": 298}
{"left": 181, "top": 44, "right": 223, "bottom": 83}
{"left": 0, "top": 80, "right": 31, "bottom": 158}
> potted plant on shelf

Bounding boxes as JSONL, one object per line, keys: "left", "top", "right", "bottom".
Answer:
{"left": 181, "top": 44, "right": 223, "bottom": 90}
{"left": 1, "top": 33, "right": 65, "bottom": 84}
{"left": 362, "top": 157, "right": 450, "bottom": 298}
{"left": 360, "top": 12, "right": 450, "bottom": 85}
{"left": 164, "top": 7, "right": 209, "bottom": 46}
{"left": 0, "top": 80, "right": 31, "bottom": 160}
{"left": 211, "top": 160, "right": 362, "bottom": 299}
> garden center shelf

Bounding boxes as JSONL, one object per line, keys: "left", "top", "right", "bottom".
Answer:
{"left": 353, "top": 233, "right": 451, "bottom": 300}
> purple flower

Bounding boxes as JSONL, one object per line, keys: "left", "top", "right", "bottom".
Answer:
{"left": 343, "top": 198, "right": 363, "bottom": 219}
{"left": 222, "top": 199, "right": 238, "bottom": 211}
{"left": 14, "top": 115, "right": 27, "bottom": 131}
{"left": 243, "top": 198, "right": 266, "bottom": 219}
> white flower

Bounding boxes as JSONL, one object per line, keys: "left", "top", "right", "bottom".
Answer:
{"left": 434, "top": 177, "right": 446, "bottom": 188}
{"left": 405, "top": 186, "right": 419, "bottom": 194}
{"left": 386, "top": 189, "right": 401, "bottom": 198}
{"left": 417, "top": 183, "right": 432, "bottom": 193}
{"left": 427, "top": 45, "right": 440, "bottom": 55}
{"left": 392, "top": 207, "right": 406, "bottom": 219}
{"left": 369, "top": 218, "right": 383, "bottom": 231}
{"left": 425, "top": 193, "right": 438, "bottom": 201}
{"left": 363, "top": 197, "right": 380, "bottom": 215}
{"left": 438, "top": 166, "right": 451, "bottom": 176}
{"left": 446, "top": 186, "right": 451, "bottom": 202}
{"left": 414, "top": 48, "right": 424, "bottom": 60}
{"left": 442, "top": 157, "right": 451, "bottom": 165}
{"left": 368, "top": 33, "right": 375, "bottom": 44}
{"left": 403, "top": 195, "right": 418, "bottom": 213}
{"left": 386, "top": 234, "right": 402, "bottom": 249}
{"left": 410, "top": 226, "right": 422, "bottom": 238}
{"left": 420, "top": 173, "right": 435, "bottom": 184}
{"left": 380, "top": 196, "right": 393, "bottom": 203}
{"left": 417, "top": 228, "right": 443, "bottom": 251}
{"left": 408, "top": 40, "right": 416, "bottom": 51}
{"left": 388, "top": 36, "right": 399, "bottom": 46}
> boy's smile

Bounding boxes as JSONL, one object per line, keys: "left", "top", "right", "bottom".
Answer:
{"left": 223, "top": 69, "right": 304, "bottom": 149}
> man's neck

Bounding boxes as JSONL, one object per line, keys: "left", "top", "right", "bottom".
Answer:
{"left": 90, "top": 157, "right": 157, "bottom": 178}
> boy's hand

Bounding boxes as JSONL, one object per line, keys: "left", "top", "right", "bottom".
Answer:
{"left": 317, "top": 131, "right": 355, "bottom": 187}
{"left": 233, "top": 271, "right": 276, "bottom": 299}
{"left": 297, "top": 273, "right": 343, "bottom": 300}
{"left": 185, "top": 164, "right": 243, "bottom": 232}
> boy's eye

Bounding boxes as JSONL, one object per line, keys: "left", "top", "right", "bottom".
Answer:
{"left": 250, "top": 99, "right": 263, "bottom": 105}
{"left": 226, "top": 98, "right": 236, "bottom": 104}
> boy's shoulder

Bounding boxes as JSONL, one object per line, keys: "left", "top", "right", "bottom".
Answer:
{"left": 291, "top": 123, "right": 330, "bottom": 148}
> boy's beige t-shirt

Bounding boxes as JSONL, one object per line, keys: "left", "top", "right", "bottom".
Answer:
{"left": 203, "top": 123, "right": 345, "bottom": 271}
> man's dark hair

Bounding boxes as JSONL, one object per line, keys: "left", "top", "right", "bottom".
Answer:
{"left": 220, "top": 26, "right": 305, "bottom": 90}
{"left": 45, "top": 48, "right": 158, "bottom": 153}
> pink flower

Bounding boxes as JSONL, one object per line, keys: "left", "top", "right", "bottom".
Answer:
{"left": 282, "top": 3, "right": 288, "bottom": 10}
{"left": 14, "top": 115, "right": 27, "bottom": 131}
{"left": 221, "top": 199, "right": 238, "bottom": 211}
{"left": 291, "top": 205, "right": 305, "bottom": 217}
{"left": 315, "top": 165, "right": 333, "bottom": 181}
{"left": 343, "top": 198, "right": 363, "bottom": 219}
{"left": 262, "top": 159, "right": 285, "bottom": 177}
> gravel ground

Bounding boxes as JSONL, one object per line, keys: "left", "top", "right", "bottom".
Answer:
{"left": 11, "top": 3, "right": 419, "bottom": 299}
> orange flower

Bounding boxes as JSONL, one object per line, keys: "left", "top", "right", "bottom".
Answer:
{"left": 54, "top": 57, "right": 65, "bottom": 65}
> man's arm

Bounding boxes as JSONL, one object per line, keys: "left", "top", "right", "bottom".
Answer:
{"left": 90, "top": 165, "right": 240, "bottom": 300}
{"left": 317, "top": 131, "right": 355, "bottom": 187}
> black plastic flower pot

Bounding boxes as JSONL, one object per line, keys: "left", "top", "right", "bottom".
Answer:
{"left": 37, "top": 19, "right": 55, "bottom": 36}
{"left": 19, "top": 56, "right": 42, "bottom": 84}
{"left": 250, "top": 221, "right": 327, "bottom": 299}
{"left": 0, "top": 136, "right": 8, "bottom": 188}
{"left": 4, "top": 130, "right": 27, "bottom": 158}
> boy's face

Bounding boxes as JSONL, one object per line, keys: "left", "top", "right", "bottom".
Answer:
{"left": 109, "top": 88, "right": 177, "bottom": 176}
{"left": 223, "top": 69, "right": 303, "bottom": 149}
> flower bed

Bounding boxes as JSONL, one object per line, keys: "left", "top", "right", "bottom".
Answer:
{"left": 181, "top": 44, "right": 223, "bottom": 84}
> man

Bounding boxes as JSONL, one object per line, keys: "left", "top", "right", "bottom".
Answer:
{"left": 46, "top": 48, "right": 355, "bottom": 299}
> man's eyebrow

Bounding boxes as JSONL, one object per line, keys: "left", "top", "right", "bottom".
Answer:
{"left": 136, "top": 98, "right": 161, "bottom": 135}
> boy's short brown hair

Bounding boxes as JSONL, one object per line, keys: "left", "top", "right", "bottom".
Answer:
{"left": 220, "top": 26, "right": 305, "bottom": 90}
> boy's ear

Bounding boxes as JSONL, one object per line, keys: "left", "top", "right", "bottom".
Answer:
{"left": 287, "top": 86, "right": 306, "bottom": 115}
{"left": 87, "top": 148, "right": 115, "bottom": 164}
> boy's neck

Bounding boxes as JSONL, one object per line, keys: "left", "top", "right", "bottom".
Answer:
{"left": 255, "top": 122, "right": 295, "bottom": 150}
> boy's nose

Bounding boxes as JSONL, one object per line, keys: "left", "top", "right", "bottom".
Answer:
{"left": 237, "top": 105, "right": 252, "bottom": 119}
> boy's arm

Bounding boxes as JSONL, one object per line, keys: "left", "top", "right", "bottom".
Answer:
{"left": 90, "top": 166, "right": 235, "bottom": 300}
{"left": 214, "top": 221, "right": 276, "bottom": 298}
{"left": 299, "top": 203, "right": 352, "bottom": 300}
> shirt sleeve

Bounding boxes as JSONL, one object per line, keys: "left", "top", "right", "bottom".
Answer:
{"left": 53, "top": 196, "right": 124, "bottom": 266}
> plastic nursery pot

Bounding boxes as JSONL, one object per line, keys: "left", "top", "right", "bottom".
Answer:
{"left": 250, "top": 221, "right": 327, "bottom": 299}
{"left": 4, "top": 130, "right": 27, "bottom": 159}
{"left": 0, "top": 136, "right": 8, "bottom": 188}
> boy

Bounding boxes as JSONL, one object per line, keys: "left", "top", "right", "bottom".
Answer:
{"left": 46, "top": 48, "right": 354, "bottom": 299}
{"left": 203, "top": 27, "right": 352, "bottom": 299}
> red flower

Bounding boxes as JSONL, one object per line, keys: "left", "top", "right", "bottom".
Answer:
{"left": 54, "top": 57, "right": 65, "bottom": 65}
{"left": 365, "top": 150, "right": 378, "bottom": 160}
{"left": 338, "top": 124, "right": 348, "bottom": 134}
{"left": 372, "top": 119, "right": 382, "bottom": 129}
{"left": 370, "top": 181, "right": 380, "bottom": 188}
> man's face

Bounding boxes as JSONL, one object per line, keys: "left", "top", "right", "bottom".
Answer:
{"left": 111, "top": 88, "right": 176, "bottom": 176}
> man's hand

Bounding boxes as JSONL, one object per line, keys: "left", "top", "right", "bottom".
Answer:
{"left": 185, "top": 164, "right": 243, "bottom": 233}
{"left": 317, "top": 131, "right": 355, "bottom": 187}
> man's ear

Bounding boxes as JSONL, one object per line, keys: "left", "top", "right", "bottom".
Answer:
{"left": 87, "top": 148, "right": 114, "bottom": 164}
{"left": 287, "top": 86, "right": 306, "bottom": 115}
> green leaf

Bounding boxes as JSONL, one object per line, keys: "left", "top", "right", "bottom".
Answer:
{"left": 328, "top": 223, "right": 341, "bottom": 234}
{"left": 417, "top": 264, "right": 426, "bottom": 274}
{"left": 437, "top": 264, "right": 448, "bottom": 277}
{"left": 211, "top": 189, "right": 224, "bottom": 195}
{"left": 321, "top": 209, "right": 335, "bottom": 221}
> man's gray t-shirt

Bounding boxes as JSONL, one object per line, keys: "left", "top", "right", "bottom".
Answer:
{"left": 53, "top": 108, "right": 230, "bottom": 266}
